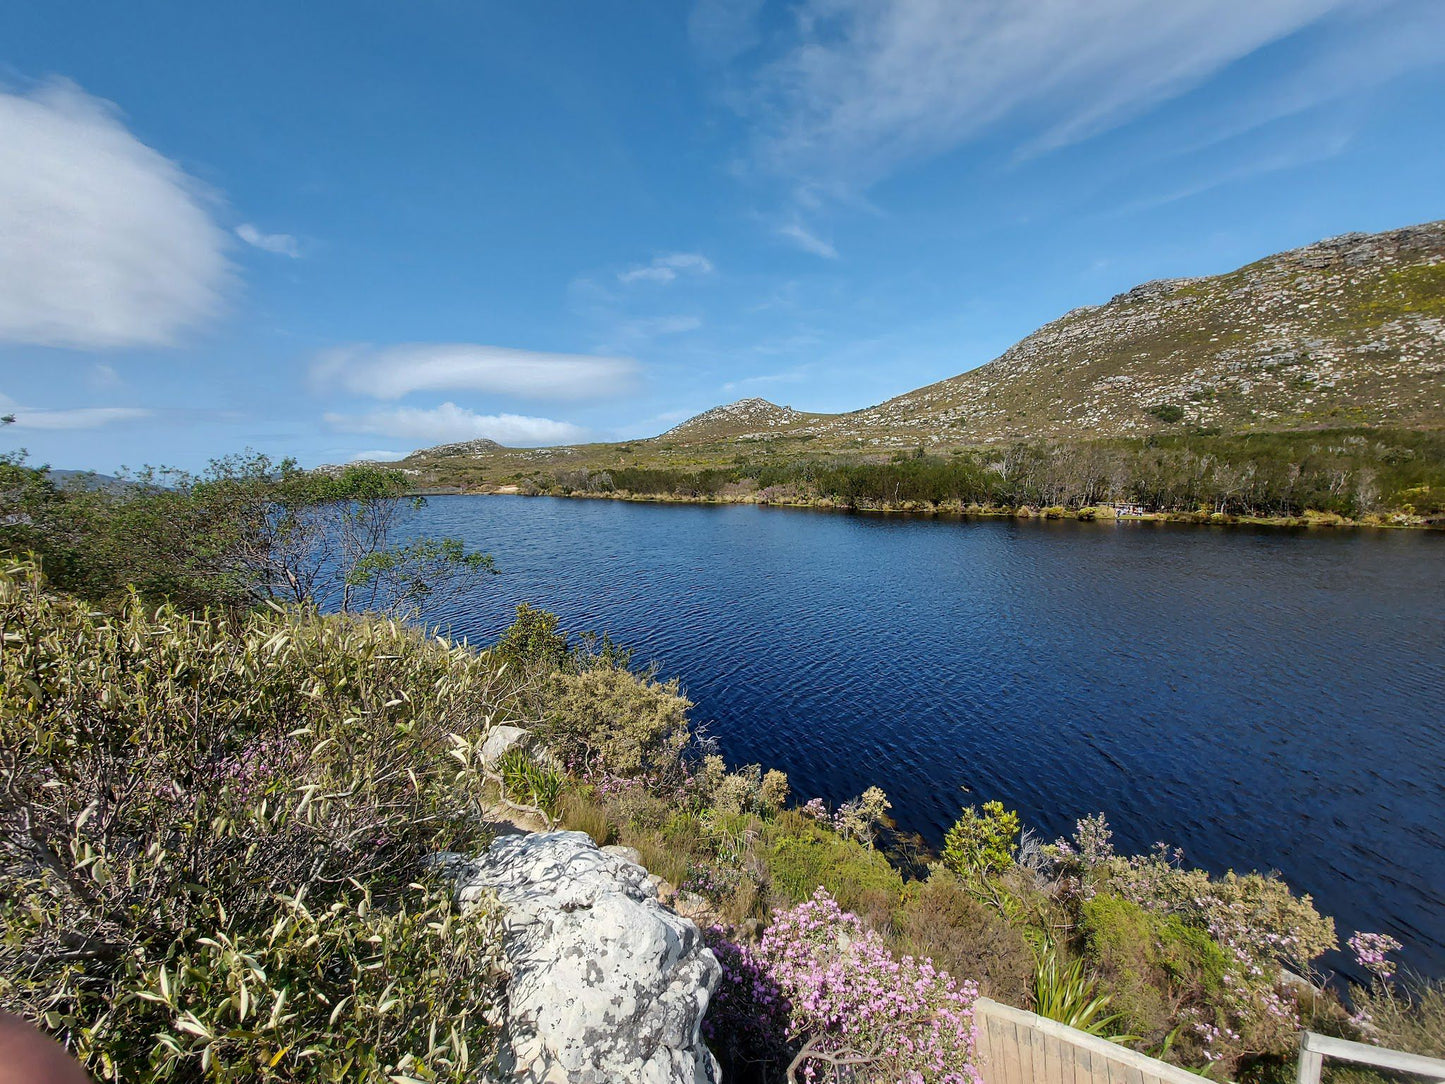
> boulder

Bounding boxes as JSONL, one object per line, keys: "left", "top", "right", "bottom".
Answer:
{"left": 481, "top": 724, "right": 530, "bottom": 766}
{"left": 453, "top": 831, "right": 720, "bottom": 1084}
{"left": 600, "top": 844, "right": 643, "bottom": 867}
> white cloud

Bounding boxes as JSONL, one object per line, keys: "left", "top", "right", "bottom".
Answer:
{"left": 777, "top": 222, "right": 838, "bottom": 259}
{"left": 236, "top": 223, "right": 301, "bottom": 258}
{"left": 348, "top": 449, "right": 408, "bottom": 462}
{"left": 0, "top": 78, "right": 229, "bottom": 348}
{"left": 618, "top": 252, "right": 715, "bottom": 284}
{"left": 312, "top": 343, "right": 638, "bottom": 401}
{"left": 3, "top": 404, "right": 153, "bottom": 430}
{"left": 324, "top": 403, "right": 587, "bottom": 447}
{"left": 754, "top": 0, "right": 1369, "bottom": 187}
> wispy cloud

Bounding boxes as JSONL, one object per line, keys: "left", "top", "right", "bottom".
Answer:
{"left": 347, "top": 449, "right": 408, "bottom": 462}
{"left": 722, "top": 368, "right": 808, "bottom": 393}
{"left": 87, "top": 363, "right": 123, "bottom": 391}
{"left": 1115, "top": 129, "right": 1355, "bottom": 214}
{"left": 2, "top": 404, "right": 153, "bottom": 430}
{"left": 777, "top": 222, "right": 838, "bottom": 259}
{"left": 689, "top": 0, "right": 767, "bottom": 65}
{"left": 0, "top": 78, "right": 229, "bottom": 349}
{"left": 618, "top": 252, "right": 715, "bottom": 284}
{"left": 311, "top": 343, "right": 638, "bottom": 401}
{"left": 749, "top": 0, "right": 1374, "bottom": 189}
{"left": 236, "top": 223, "right": 302, "bottom": 258}
{"left": 324, "top": 403, "right": 586, "bottom": 447}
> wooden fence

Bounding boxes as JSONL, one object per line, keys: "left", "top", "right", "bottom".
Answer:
{"left": 973, "top": 998, "right": 1217, "bottom": 1084}
{"left": 974, "top": 1001, "right": 1445, "bottom": 1084}
{"left": 1294, "top": 1030, "right": 1445, "bottom": 1084}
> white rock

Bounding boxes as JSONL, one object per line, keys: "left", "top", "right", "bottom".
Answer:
{"left": 601, "top": 844, "right": 644, "bottom": 867}
{"left": 454, "top": 831, "right": 720, "bottom": 1084}
{"left": 481, "top": 724, "right": 530, "bottom": 766}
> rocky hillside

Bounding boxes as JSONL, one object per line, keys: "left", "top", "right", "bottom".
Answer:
{"left": 383, "top": 220, "right": 1445, "bottom": 484}
{"left": 814, "top": 221, "right": 1445, "bottom": 446}
{"left": 656, "top": 398, "right": 827, "bottom": 443}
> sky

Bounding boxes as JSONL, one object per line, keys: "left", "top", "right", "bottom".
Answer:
{"left": 1, "top": 0, "right": 1443, "bottom": 473}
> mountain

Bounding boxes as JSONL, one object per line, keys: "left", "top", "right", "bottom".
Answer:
{"left": 812, "top": 221, "right": 1445, "bottom": 445}
{"left": 655, "top": 398, "right": 830, "bottom": 443}
{"left": 402, "top": 437, "right": 502, "bottom": 460}
{"left": 393, "top": 220, "right": 1445, "bottom": 484}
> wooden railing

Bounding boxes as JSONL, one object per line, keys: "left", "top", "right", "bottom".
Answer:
{"left": 1294, "top": 1030, "right": 1445, "bottom": 1084}
{"left": 973, "top": 1002, "right": 1445, "bottom": 1084}
{"left": 973, "top": 998, "right": 1210, "bottom": 1084}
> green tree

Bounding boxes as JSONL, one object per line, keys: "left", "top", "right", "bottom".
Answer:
{"left": 941, "top": 800, "right": 1020, "bottom": 879}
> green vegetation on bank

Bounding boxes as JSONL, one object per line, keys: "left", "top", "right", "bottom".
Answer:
{"left": 493, "top": 428, "right": 1445, "bottom": 524}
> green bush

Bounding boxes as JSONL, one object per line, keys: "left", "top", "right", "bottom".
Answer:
{"left": 0, "top": 560, "right": 507, "bottom": 1080}
{"left": 762, "top": 821, "right": 904, "bottom": 923}
{"left": 893, "top": 870, "right": 1034, "bottom": 1002}
{"left": 1080, "top": 894, "right": 1230, "bottom": 1047}
{"left": 533, "top": 666, "right": 692, "bottom": 780}
{"left": 492, "top": 602, "right": 569, "bottom": 673}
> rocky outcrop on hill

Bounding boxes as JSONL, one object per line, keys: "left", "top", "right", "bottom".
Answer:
{"left": 450, "top": 831, "right": 721, "bottom": 1084}
{"left": 812, "top": 220, "right": 1445, "bottom": 444}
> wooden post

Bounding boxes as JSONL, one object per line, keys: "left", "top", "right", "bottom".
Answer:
{"left": 1294, "top": 1046, "right": 1323, "bottom": 1084}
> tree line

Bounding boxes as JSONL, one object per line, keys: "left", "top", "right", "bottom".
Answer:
{"left": 545, "top": 428, "right": 1445, "bottom": 519}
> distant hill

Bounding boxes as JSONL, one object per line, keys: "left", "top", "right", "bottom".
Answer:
{"left": 656, "top": 398, "right": 830, "bottom": 444}
{"left": 393, "top": 219, "right": 1445, "bottom": 485}
{"left": 48, "top": 469, "right": 125, "bottom": 491}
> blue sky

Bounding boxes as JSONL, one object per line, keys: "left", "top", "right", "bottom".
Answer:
{"left": 2, "top": 0, "right": 1443, "bottom": 472}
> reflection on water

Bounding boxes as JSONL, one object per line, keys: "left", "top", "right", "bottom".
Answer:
{"left": 404, "top": 496, "right": 1445, "bottom": 979}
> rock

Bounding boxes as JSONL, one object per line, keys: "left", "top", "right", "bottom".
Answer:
{"left": 481, "top": 725, "right": 530, "bottom": 766}
{"left": 671, "top": 892, "right": 710, "bottom": 921}
{"left": 601, "top": 844, "right": 643, "bottom": 867}
{"left": 453, "top": 831, "right": 721, "bottom": 1084}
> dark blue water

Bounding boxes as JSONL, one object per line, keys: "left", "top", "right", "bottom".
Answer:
{"left": 409, "top": 496, "right": 1445, "bottom": 981}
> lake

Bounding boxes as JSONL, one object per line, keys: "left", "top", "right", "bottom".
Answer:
{"left": 407, "top": 495, "right": 1445, "bottom": 980}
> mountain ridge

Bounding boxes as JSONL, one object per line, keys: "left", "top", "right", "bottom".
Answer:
{"left": 381, "top": 219, "right": 1444, "bottom": 479}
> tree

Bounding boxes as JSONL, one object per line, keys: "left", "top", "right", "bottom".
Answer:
{"left": 0, "top": 451, "right": 496, "bottom": 616}
{"left": 942, "top": 800, "right": 1020, "bottom": 879}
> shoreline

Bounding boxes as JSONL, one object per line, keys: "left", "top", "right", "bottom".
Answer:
{"left": 410, "top": 487, "right": 1442, "bottom": 531}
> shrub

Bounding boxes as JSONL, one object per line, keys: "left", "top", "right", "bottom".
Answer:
{"left": 833, "top": 786, "right": 891, "bottom": 848}
{"left": 941, "top": 800, "right": 1020, "bottom": 879}
{"left": 706, "top": 890, "right": 982, "bottom": 1084}
{"left": 759, "top": 770, "right": 790, "bottom": 814}
{"left": 534, "top": 666, "right": 692, "bottom": 781}
{"left": 894, "top": 870, "right": 1034, "bottom": 1003}
{"left": 1080, "top": 894, "right": 1230, "bottom": 1048}
{"left": 763, "top": 821, "right": 904, "bottom": 923}
{"left": 713, "top": 765, "right": 764, "bottom": 815}
{"left": 0, "top": 560, "right": 507, "bottom": 1080}
{"left": 493, "top": 602, "right": 569, "bottom": 672}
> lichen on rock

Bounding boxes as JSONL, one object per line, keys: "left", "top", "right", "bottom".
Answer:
{"left": 449, "top": 830, "right": 721, "bottom": 1084}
